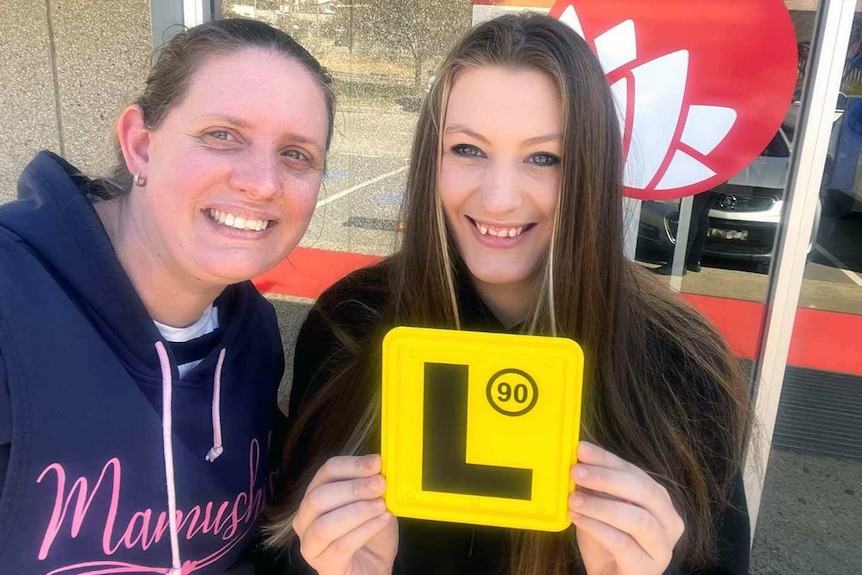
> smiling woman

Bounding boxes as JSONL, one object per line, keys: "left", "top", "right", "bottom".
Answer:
{"left": 0, "top": 19, "right": 333, "bottom": 575}
{"left": 98, "top": 47, "right": 331, "bottom": 309}
{"left": 266, "top": 12, "right": 752, "bottom": 575}
{"left": 439, "top": 66, "right": 562, "bottom": 326}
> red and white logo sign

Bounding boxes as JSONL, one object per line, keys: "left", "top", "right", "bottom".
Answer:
{"left": 548, "top": 0, "right": 798, "bottom": 200}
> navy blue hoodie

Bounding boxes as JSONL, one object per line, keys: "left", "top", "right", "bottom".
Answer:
{"left": 0, "top": 152, "right": 285, "bottom": 574}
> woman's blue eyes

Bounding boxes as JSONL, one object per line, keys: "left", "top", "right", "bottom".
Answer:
{"left": 530, "top": 153, "right": 560, "bottom": 166}
{"left": 450, "top": 144, "right": 560, "bottom": 166}
{"left": 205, "top": 131, "right": 311, "bottom": 164}
{"left": 452, "top": 144, "right": 484, "bottom": 158}
{"left": 208, "top": 130, "right": 234, "bottom": 141}
{"left": 283, "top": 149, "right": 308, "bottom": 162}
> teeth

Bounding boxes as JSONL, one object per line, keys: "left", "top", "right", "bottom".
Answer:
{"left": 208, "top": 209, "right": 269, "bottom": 232}
{"left": 475, "top": 221, "right": 526, "bottom": 238}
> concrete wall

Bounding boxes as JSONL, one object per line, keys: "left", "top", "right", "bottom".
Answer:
{"left": 0, "top": 0, "right": 151, "bottom": 205}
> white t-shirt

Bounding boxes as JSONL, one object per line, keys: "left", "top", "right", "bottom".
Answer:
{"left": 153, "top": 304, "right": 219, "bottom": 378}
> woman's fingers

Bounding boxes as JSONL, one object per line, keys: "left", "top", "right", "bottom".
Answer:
{"left": 570, "top": 442, "right": 685, "bottom": 573}
{"left": 317, "top": 511, "right": 395, "bottom": 568}
{"left": 293, "top": 455, "right": 386, "bottom": 537}
{"left": 571, "top": 511, "right": 650, "bottom": 571}
{"left": 300, "top": 497, "right": 389, "bottom": 560}
{"left": 306, "top": 454, "right": 382, "bottom": 493}
{"left": 578, "top": 441, "right": 650, "bottom": 478}
{"left": 291, "top": 455, "right": 398, "bottom": 574}
{"left": 295, "top": 474, "right": 386, "bottom": 533}
{"left": 571, "top": 462, "right": 683, "bottom": 536}
{"left": 569, "top": 490, "right": 671, "bottom": 565}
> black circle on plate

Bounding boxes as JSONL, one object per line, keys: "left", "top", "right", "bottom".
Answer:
{"left": 485, "top": 368, "right": 539, "bottom": 417}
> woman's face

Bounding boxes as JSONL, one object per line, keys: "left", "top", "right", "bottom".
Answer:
{"left": 439, "top": 65, "right": 563, "bottom": 295}
{"left": 132, "top": 48, "right": 328, "bottom": 287}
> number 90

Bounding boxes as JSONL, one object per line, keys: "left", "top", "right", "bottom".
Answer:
{"left": 486, "top": 369, "right": 538, "bottom": 417}
{"left": 497, "top": 381, "right": 529, "bottom": 404}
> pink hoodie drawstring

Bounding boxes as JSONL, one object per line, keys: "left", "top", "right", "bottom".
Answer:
{"left": 205, "top": 349, "right": 226, "bottom": 462}
{"left": 156, "top": 343, "right": 228, "bottom": 574}
{"left": 155, "top": 341, "right": 182, "bottom": 575}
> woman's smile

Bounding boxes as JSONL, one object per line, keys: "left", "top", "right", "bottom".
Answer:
{"left": 465, "top": 216, "right": 537, "bottom": 247}
{"left": 205, "top": 207, "right": 275, "bottom": 234}
{"left": 439, "top": 65, "right": 562, "bottom": 293}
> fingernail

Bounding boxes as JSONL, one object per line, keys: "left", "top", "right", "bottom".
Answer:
{"left": 374, "top": 498, "right": 387, "bottom": 512}
{"left": 571, "top": 493, "right": 585, "bottom": 507}
{"left": 369, "top": 475, "right": 385, "bottom": 492}
{"left": 574, "top": 465, "right": 588, "bottom": 479}
{"left": 363, "top": 454, "right": 381, "bottom": 469}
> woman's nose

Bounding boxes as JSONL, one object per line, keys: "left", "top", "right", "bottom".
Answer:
{"left": 479, "top": 161, "right": 522, "bottom": 213}
{"left": 230, "top": 151, "right": 282, "bottom": 201}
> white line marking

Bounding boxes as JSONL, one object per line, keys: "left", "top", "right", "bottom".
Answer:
{"left": 316, "top": 166, "right": 408, "bottom": 208}
{"left": 814, "top": 243, "right": 862, "bottom": 287}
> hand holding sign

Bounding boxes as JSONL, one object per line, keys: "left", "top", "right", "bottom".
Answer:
{"left": 569, "top": 442, "right": 685, "bottom": 575}
{"left": 382, "top": 327, "right": 584, "bottom": 531}
{"left": 293, "top": 455, "right": 398, "bottom": 575}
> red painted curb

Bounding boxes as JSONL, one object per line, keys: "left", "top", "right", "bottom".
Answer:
{"left": 256, "top": 247, "right": 862, "bottom": 377}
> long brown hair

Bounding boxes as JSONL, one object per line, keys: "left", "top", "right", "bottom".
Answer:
{"left": 267, "top": 13, "right": 751, "bottom": 574}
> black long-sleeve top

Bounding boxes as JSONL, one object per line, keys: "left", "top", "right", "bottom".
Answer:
{"left": 278, "top": 261, "right": 751, "bottom": 575}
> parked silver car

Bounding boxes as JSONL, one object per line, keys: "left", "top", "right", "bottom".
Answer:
{"left": 637, "top": 127, "right": 821, "bottom": 271}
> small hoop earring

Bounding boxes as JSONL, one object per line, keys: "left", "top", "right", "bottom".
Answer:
{"left": 132, "top": 169, "right": 147, "bottom": 187}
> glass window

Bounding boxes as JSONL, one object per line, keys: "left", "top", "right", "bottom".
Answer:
{"left": 754, "top": 7, "right": 862, "bottom": 574}
{"left": 223, "top": 2, "right": 862, "bottom": 571}
{"left": 220, "top": 0, "right": 472, "bottom": 261}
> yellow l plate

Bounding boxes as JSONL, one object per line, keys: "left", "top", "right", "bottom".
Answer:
{"left": 381, "top": 326, "right": 584, "bottom": 532}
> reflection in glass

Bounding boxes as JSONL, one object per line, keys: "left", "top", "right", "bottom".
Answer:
{"left": 220, "top": 1, "right": 472, "bottom": 257}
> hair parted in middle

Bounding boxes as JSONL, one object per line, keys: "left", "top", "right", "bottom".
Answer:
{"left": 397, "top": 11, "right": 624, "bottom": 336}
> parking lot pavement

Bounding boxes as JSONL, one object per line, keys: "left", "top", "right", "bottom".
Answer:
{"left": 750, "top": 448, "right": 862, "bottom": 574}
{"left": 653, "top": 262, "right": 862, "bottom": 316}
{"left": 299, "top": 107, "right": 413, "bottom": 257}
{"left": 642, "top": 211, "right": 862, "bottom": 316}
{"left": 302, "top": 152, "right": 407, "bottom": 256}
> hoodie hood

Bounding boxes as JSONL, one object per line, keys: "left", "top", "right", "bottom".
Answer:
{"left": 1, "top": 151, "right": 257, "bottom": 381}
{"left": 2, "top": 152, "right": 165, "bottom": 376}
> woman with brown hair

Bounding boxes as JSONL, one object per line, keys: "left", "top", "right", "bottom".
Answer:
{"left": 266, "top": 13, "right": 751, "bottom": 575}
{"left": 0, "top": 18, "right": 333, "bottom": 574}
